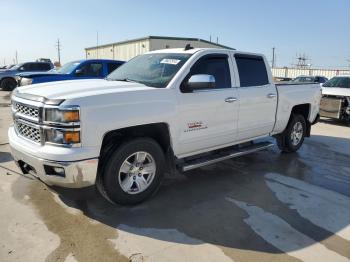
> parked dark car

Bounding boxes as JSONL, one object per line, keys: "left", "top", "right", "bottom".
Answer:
{"left": 0, "top": 62, "right": 53, "bottom": 90}
{"left": 292, "top": 75, "right": 328, "bottom": 84}
{"left": 17, "top": 59, "right": 125, "bottom": 87}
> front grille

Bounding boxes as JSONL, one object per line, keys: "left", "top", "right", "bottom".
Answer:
{"left": 13, "top": 102, "right": 39, "bottom": 120}
{"left": 15, "top": 121, "right": 41, "bottom": 144}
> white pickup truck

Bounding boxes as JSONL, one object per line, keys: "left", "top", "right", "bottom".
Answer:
{"left": 9, "top": 47, "right": 321, "bottom": 205}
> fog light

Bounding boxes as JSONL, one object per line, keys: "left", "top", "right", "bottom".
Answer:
{"left": 44, "top": 165, "right": 66, "bottom": 177}
{"left": 53, "top": 167, "right": 65, "bottom": 175}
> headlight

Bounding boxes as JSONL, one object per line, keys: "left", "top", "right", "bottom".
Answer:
{"left": 44, "top": 108, "right": 80, "bottom": 124}
{"left": 20, "top": 77, "right": 33, "bottom": 86}
{"left": 45, "top": 129, "right": 80, "bottom": 145}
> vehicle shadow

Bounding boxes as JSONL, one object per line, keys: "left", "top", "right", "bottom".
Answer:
{"left": 50, "top": 137, "right": 350, "bottom": 256}
{"left": 319, "top": 117, "right": 349, "bottom": 127}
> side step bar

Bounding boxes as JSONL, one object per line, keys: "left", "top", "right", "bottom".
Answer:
{"left": 180, "top": 141, "right": 274, "bottom": 172}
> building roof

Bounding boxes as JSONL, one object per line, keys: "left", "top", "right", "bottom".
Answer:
{"left": 85, "top": 35, "right": 234, "bottom": 50}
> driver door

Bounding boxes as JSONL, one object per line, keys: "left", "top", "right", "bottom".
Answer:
{"left": 175, "top": 53, "right": 239, "bottom": 157}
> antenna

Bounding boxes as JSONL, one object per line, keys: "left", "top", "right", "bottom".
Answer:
{"left": 293, "top": 53, "right": 311, "bottom": 69}
{"left": 55, "top": 39, "right": 61, "bottom": 65}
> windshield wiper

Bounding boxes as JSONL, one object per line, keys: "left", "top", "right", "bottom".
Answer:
{"left": 112, "top": 78, "right": 139, "bottom": 83}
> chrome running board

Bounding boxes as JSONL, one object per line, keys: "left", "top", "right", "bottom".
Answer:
{"left": 180, "top": 141, "right": 274, "bottom": 172}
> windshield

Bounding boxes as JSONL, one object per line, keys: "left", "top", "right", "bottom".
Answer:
{"left": 323, "top": 77, "right": 350, "bottom": 88}
{"left": 293, "top": 76, "right": 315, "bottom": 83}
{"left": 56, "top": 61, "right": 80, "bottom": 74}
{"left": 10, "top": 63, "right": 24, "bottom": 70}
{"left": 107, "top": 53, "right": 191, "bottom": 88}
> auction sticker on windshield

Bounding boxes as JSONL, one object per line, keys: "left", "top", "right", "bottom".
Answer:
{"left": 160, "top": 59, "right": 181, "bottom": 65}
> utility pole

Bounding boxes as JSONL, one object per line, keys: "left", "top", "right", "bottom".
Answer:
{"left": 96, "top": 31, "right": 99, "bottom": 59}
{"left": 15, "top": 50, "right": 18, "bottom": 64}
{"left": 56, "top": 39, "right": 61, "bottom": 65}
{"left": 272, "top": 47, "right": 276, "bottom": 68}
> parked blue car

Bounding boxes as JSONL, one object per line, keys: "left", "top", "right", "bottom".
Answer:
{"left": 17, "top": 59, "right": 124, "bottom": 87}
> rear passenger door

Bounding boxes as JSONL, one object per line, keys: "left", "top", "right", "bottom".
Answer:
{"left": 234, "top": 54, "right": 277, "bottom": 140}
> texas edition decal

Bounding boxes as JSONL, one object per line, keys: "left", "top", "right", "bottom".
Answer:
{"left": 184, "top": 121, "right": 208, "bottom": 132}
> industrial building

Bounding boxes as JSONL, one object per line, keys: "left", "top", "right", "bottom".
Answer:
{"left": 85, "top": 36, "right": 233, "bottom": 61}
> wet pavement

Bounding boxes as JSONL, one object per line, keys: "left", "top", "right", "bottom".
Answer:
{"left": 0, "top": 90, "right": 350, "bottom": 262}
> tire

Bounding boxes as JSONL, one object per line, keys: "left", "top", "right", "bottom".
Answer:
{"left": 1, "top": 78, "right": 17, "bottom": 91}
{"left": 102, "top": 138, "right": 165, "bottom": 205}
{"left": 276, "top": 114, "right": 307, "bottom": 153}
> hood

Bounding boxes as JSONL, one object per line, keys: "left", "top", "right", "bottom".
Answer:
{"left": 15, "top": 79, "right": 155, "bottom": 100}
{"left": 322, "top": 87, "right": 350, "bottom": 97}
{"left": 17, "top": 71, "right": 60, "bottom": 78}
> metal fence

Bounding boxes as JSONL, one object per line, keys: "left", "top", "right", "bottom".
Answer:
{"left": 272, "top": 67, "right": 350, "bottom": 79}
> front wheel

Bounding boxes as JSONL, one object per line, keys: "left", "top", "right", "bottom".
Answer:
{"left": 276, "top": 114, "right": 307, "bottom": 153}
{"left": 1, "top": 78, "right": 17, "bottom": 91}
{"left": 102, "top": 138, "right": 165, "bottom": 205}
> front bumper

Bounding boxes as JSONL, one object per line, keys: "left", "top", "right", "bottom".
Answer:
{"left": 10, "top": 146, "right": 98, "bottom": 188}
{"left": 9, "top": 126, "right": 98, "bottom": 188}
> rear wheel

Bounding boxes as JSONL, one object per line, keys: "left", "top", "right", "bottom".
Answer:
{"left": 102, "top": 138, "right": 165, "bottom": 205}
{"left": 1, "top": 78, "right": 17, "bottom": 91}
{"left": 276, "top": 114, "right": 307, "bottom": 153}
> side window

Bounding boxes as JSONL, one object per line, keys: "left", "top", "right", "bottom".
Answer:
{"left": 18, "top": 64, "right": 27, "bottom": 71}
{"left": 189, "top": 56, "right": 231, "bottom": 89}
{"left": 21, "top": 63, "right": 32, "bottom": 71}
{"left": 77, "top": 63, "right": 103, "bottom": 77}
{"left": 107, "top": 63, "right": 122, "bottom": 74}
{"left": 33, "top": 63, "right": 49, "bottom": 71}
{"left": 39, "top": 63, "right": 51, "bottom": 71}
{"left": 235, "top": 54, "right": 269, "bottom": 87}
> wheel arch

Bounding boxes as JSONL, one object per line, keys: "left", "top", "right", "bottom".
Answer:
{"left": 97, "top": 122, "right": 174, "bottom": 182}
{"left": 290, "top": 103, "right": 311, "bottom": 137}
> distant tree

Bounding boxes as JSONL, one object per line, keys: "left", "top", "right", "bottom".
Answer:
{"left": 54, "top": 61, "right": 61, "bottom": 68}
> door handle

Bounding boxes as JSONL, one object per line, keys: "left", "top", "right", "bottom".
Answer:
{"left": 267, "top": 93, "right": 277, "bottom": 98}
{"left": 225, "top": 97, "right": 238, "bottom": 103}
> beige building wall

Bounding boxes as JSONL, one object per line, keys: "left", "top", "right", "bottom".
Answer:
{"left": 149, "top": 39, "right": 225, "bottom": 51}
{"left": 86, "top": 39, "right": 150, "bottom": 61}
{"left": 86, "top": 38, "right": 229, "bottom": 61}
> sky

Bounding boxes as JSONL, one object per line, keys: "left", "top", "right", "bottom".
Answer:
{"left": 0, "top": 0, "right": 349, "bottom": 68}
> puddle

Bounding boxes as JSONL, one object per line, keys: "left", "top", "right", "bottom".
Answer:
{"left": 11, "top": 177, "right": 127, "bottom": 262}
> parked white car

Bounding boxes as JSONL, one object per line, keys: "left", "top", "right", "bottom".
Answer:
{"left": 320, "top": 75, "right": 350, "bottom": 123}
{"left": 9, "top": 47, "right": 321, "bottom": 205}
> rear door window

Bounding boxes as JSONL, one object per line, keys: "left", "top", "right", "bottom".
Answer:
{"left": 235, "top": 54, "right": 269, "bottom": 87}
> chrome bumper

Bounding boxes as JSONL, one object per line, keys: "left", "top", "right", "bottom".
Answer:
{"left": 10, "top": 146, "right": 98, "bottom": 188}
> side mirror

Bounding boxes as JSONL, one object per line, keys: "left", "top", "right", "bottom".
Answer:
{"left": 75, "top": 68, "right": 83, "bottom": 76}
{"left": 184, "top": 74, "right": 215, "bottom": 92}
